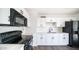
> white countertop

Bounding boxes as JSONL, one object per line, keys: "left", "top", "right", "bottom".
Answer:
{"left": 0, "top": 44, "right": 24, "bottom": 50}
{"left": 34, "top": 32, "right": 69, "bottom": 34}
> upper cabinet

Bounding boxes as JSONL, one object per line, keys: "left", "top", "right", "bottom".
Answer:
{"left": 56, "top": 21, "right": 65, "bottom": 27}
{"left": 46, "top": 18, "right": 57, "bottom": 22}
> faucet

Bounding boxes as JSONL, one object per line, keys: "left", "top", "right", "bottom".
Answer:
{"left": 49, "top": 27, "right": 53, "bottom": 33}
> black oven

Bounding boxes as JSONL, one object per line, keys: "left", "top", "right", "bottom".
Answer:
{"left": 10, "top": 8, "right": 27, "bottom": 26}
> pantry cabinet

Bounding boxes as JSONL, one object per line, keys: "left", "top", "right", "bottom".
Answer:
{"left": 33, "top": 33, "right": 69, "bottom": 46}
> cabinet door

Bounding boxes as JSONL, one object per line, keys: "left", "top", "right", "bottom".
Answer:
{"left": 52, "top": 34, "right": 60, "bottom": 45}
{"left": 38, "top": 34, "right": 47, "bottom": 45}
{"left": 62, "top": 34, "right": 69, "bottom": 45}
{"left": 46, "top": 34, "right": 54, "bottom": 45}
{"left": 57, "top": 21, "right": 65, "bottom": 27}
{"left": 46, "top": 18, "right": 56, "bottom": 22}
{"left": 58, "top": 33, "right": 69, "bottom": 45}
{"left": 46, "top": 18, "right": 53, "bottom": 22}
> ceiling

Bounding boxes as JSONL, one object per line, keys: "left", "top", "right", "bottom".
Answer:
{"left": 26, "top": 8, "right": 79, "bottom": 17}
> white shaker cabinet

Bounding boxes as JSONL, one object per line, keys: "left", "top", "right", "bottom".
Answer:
{"left": 45, "top": 18, "right": 57, "bottom": 22}
{"left": 46, "top": 18, "right": 53, "bottom": 22}
{"left": 55, "top": 33, "right": 68, "bottom": 45}
{"left": 46, "top": 34, "right": 55, "bottom": 45}
{"left": 36, "top": 33, "right": 47, "bottom": 45}
{"left": 60, "top": 33, "right": 69, "bottom": 45}
{"left": 56, "top": 21, "right": 65, "bottom": 27}
{"left": 45, "top": 33, "right": 69, "bottom": 45}
{"left": 32, "top": 33, "right": 69, "bottom": 46}
{"left": 33, "top": 33, "right": 46, "bottom": 46}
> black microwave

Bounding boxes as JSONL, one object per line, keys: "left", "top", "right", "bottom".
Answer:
{"left": 10, "top": 8, "right": 27, "bottom": 26}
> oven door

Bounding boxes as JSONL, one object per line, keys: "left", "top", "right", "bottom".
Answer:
{"left": 10, "top": 8, "right": 27, "bottom": 26}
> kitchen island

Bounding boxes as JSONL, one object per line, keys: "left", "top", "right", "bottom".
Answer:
{"left": 32, "top": 33, "right": 69, "bottom": 46}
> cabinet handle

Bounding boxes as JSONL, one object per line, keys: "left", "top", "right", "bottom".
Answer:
{"left": 63, "top": 37, "right": 65, "bottom": 39}
{"left": 40, "top": 37, "right": 43, "bottom": 39}
{"left": 52, "top": 37, "right": 54, "bottom": 39}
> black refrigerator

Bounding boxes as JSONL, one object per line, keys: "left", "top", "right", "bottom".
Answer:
{"left": 63, "top": 20, "right": 79, "bottom": 47}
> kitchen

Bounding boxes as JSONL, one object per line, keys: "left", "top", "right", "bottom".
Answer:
{"left": 0, "top": 8, "right": 79, "bottom": 50}
{"left": 30, "top": 8, "right": 79, "bottom": 49}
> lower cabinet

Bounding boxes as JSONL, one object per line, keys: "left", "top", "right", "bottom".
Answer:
{"left": 33, "top": 33, "right": 69, "bottom": 46}
{"left": 37, "top": 34, "right": 47, "bottom": 45}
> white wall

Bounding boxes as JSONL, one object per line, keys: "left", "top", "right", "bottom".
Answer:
{"left": 0, "top": 8, "right": 10, "bottom": 24}
{"left": 23, "top": 9, "right": 38, "bottom": 35}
